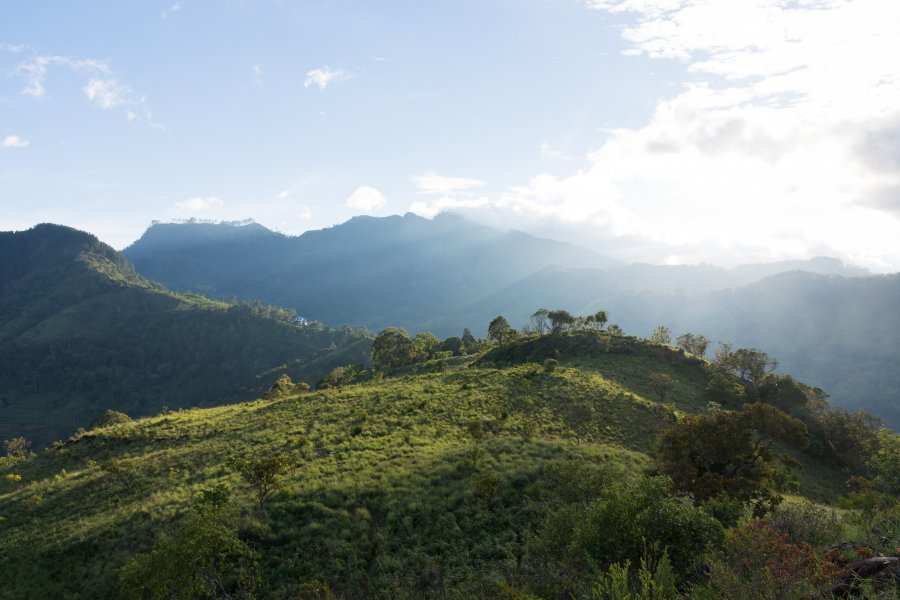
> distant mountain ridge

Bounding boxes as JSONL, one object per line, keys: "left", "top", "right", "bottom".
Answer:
{"left": 0, "top": 224, "right": 371, "bottom": 446}
{"left": 124, "top": 213, "right": 613, "bottom": 332}
{"left": 121, "top": 214, "right": 897, "bottom": 427}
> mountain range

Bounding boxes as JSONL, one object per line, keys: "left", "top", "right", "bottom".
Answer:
{"left": 122, "top": 214, "right": 898, "bottom": 427}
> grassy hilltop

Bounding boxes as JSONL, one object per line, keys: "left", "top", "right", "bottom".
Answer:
{"left": 2, "top": 329, "right": 896, "bottom": 599}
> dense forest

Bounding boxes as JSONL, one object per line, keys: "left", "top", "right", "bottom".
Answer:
{"left": 120, "top": 217, "right": 900, "bottom": 428}
{"left": 0, "top": 224, "right": 371, "bottom": 446}
{"left": 1, "top": 318, "right": 897, "bottom": 598}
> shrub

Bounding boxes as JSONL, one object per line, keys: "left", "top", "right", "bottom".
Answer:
{"left": 89, "top": 409, "right": 133, "bottom": 430}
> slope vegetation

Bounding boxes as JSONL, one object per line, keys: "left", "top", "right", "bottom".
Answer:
{"left": 0, "top": 224, "right": 371, "bottom": 446}
{"left": 2, "top": 333, "right": 878, "bottom": 599}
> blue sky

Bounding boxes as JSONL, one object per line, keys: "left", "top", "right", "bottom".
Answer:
{"left": 2, "top": 1, "right": 900, "bottom": 271}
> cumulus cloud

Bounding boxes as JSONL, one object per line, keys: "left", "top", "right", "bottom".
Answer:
{"left": 172, "top": 196, "right": 223, "bottom": 216}
{"left": 411, "top": 171, "right": 485, "bottom": 195}
{"left": 416, "top": 0, "right": 900, "bottom": 271}
{"left": 1, "top": 135, "right": 29, "bottom": 149}
{"left": 345, "top": 186, "right": 387, "bottom": 212}
{"left": 304, "top": 67, "right": 350, "bottom": 89}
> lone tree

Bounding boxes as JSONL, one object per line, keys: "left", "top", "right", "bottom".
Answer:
{"left": 647, "top": 372, "right": 678, "bottom": 403}
{"left": 3, "top": 437, "right": 30, "bottom": 460}
{"left": 651, "top": 325, "right": 672, "bottom": 345}
{"left": 229, "top": 451, "right": 292, "bottom": 508}
{"left": 371, "top": 327, "right": 416, "bottom": 370}
{"left": 657, "top": 402, "right": 808, "bottom": 516}
{"left": 487, "top": 315, "right": 515, "bottom": 348}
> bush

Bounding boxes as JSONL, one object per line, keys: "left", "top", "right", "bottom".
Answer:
{"left": 768, "top": 501, "right": 840, "bottom": 546}
{"left": 89, "top": 409, "right": 133, "bottom": 430}
{"left": 540, "top": 476, "right": 724, "bottom": 579}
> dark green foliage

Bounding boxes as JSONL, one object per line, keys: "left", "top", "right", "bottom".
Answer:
{"left": 657, "top": 403, "right": 808, "bottom": 516}
{"left": 120, "top": 486, "right": 259, "bottom": 599}
{"left": 88, "top": 410, "right": 134, "bottom": 430}
{"left": 547, "top": 309, "right": 576, "bottom": 333}
{"left": 703, "top": 372, "right": 747, "bottom": 407}
{"left": 371, "top": 327, "right": 416, "bottom": 369}
{"left": 0, "top": 333, "right": 876, "bottom": 599}
{"left": 439, "top": 336, "right": 463, "bottom": 355}
{"left": 647, "top": 372, "right": 677, "bottom": 403}
{"left": 538, "top": 476, "right": 723, "bottom": 580}
{"left": 0, "top": 224, "right": 370, "bottom": 447}
{"left": 487, "top": 315, "right": 516, "bottom": 348}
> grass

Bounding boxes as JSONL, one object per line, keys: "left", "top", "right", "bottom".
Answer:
{"left": 0, "top": 334, "right": 859, "bottom": 599}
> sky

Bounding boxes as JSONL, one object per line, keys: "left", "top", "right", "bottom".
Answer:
{"left": 2, "top": 0, "right": 900, "bottom": 271}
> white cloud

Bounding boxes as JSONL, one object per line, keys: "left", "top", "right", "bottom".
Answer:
{"left": 414, "top": 0, "right": 900, "bottom": 271}
{"left": 83, "top": 79, "right": 133, "bottom": 109}
{"left": 540, "top": 142, "right": 574, "bottom": 161}
{"left": 10, "top": 53, "right": 162, "bottom": 127}
{"left": 12, "top": 55, "right": 109, "bottom": 99}
{"left": 161, "top": 1, "right": 184, "bottom": 19}
{"left": 345, "top": 186, "right": 387, "bottom": 212}
{"left": 277, "top": 190, "right": 290, "bottom": 200}
{"left": 411, "top": 171, "right": 485, "bottom": 195}
{"left": 409, "top": 195, "right": 489, "bottom": 219}
{"left": 172, "top": 196, "right": 223, "bottom": 216}
{"left": 1, "top": 135, "right": 29, "bottom": 149}
{"left": 304, "top": 67, "right": 350, "bottom": 89}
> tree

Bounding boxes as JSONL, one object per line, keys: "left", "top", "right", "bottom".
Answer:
{"left": 587, "top": 310, "right": 608, "bottom": 331}
{"left": 461, "top": 328, "right": 477, "bottom": 352}
{"left": 229, "top": 451, "right": 292, "bottom": 507}
{"left": 704, "top": 372, "right": 747, "bottom": 407}
{"left": 3, "top": 437, "right": 30, "bottom": 460}
{"left": 650, "top": 325, "right": 671, "bottom": 345}
{"left": 530, "top": 308, "right": 550, "bottom": 335}
{"left": 676, "top": 333, "right": 710, "bottom": 358}
{"left": 371, "top": 327, "right": 416, "bottom": 369}
{"left": 264, "top": 374, "right": 309, "bottom": 399}
{"left": 547, "top": 310, "right": 576, "bottom": 334}
{"left": 413, "top": 331, "right": 441, "bottom": 359}
{"left": 757, "top": 375, "right": 808, "bottom": 411}
{"left": 487, "top": 315, "right": 515, "bottom": 348}
{"left": 647, "top": 372, "right": 677, "bottom": 403}
{"left": 439, "top": 336, "right": 463, "bottom": 355}
{"left": 657, "top": 403, "right": 808, "bottom": 516}
{"left": 120, "top": 485, "right": 259, "bottom": 599}
{"left": 607, "top": 324, "right": 624, "bottom": 336}
{"left": 732, "top": 348, "right": 778, "bottom": 387}
{"left": 102, "top": 457, "right": 139, "bottom": 494}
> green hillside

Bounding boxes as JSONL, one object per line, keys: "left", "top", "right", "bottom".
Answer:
{"left": 0, "top": 224, "right": 372, "bottom": 446}
{"left": 2, "top": 331, "right": 895, "bottom": 599}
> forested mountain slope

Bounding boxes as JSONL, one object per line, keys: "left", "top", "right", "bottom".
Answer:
{"left": 0, "top": 224, "right": 371, "bottom": 446}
